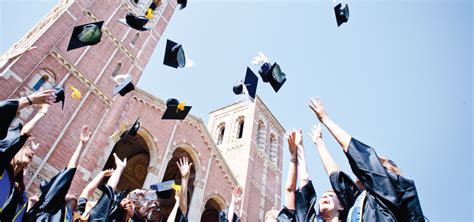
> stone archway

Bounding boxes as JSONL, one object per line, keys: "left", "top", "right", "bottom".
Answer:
{"left": 102, "top": 133, "right": 150, "bottom": 191}
{"left": 156, "top": 147, "right": 197, "bottom": 221}
{"left": 200, "top": 195, "right": 227, "bottom": 222}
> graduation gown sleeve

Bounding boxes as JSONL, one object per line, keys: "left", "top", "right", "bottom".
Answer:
{"left": 277, "top": 206, "right": 296, "bottom": 222}
{"left": 329, "top": 171, "right": 361, "bottom": 220}
{"left": 76, "top": 197, "right": 88, "bottom": 216}
{"left": 175, "top": 207, "right": 188, "bottom": 222}
{"left": 345, "top": 138, "right": 399, "bottom": 205}
{"left": 218, "top": 209, "right": 240, "bottom": 222}
{"left": 0, "top": 125, "right": 29, "bottom": 169}
{"left": 88, "top": 184, "right": 115, "bottom": 221}
{"left": 38, "top": 168, "right": 77, "bottom": 214}
{"left": 0, "top": 99, "right": 19, "bottom": 140}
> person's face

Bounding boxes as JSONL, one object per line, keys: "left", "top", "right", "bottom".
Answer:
{"left": 318, "top": 191, "right": 342, "bottom": 216}
{"left": 14, "top": 146, "right": 34, "bottom": 169}
{"left": 120, "top": 198, "right": 135, "bottom": 218}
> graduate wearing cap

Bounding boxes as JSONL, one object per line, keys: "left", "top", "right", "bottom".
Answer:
{"left": 218, "top": 186, "right": 242, "bottom": 222}
{"left": 308, "top": 97, "right": 425, "bottom": 221}
{"left": 25, "top": 125, "right": 92, "bottom": 221}
{"left": 74, "top": 168, "right": 114, "bottom": 218}
{"left": 0, "top": 102, "right": 51, "bottom": 222}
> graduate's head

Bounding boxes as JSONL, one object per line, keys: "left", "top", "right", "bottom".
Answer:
{"left": 265, "top": 208, "right": 279, "bottom": 222}
{"left": 65, "top": 193, "right": 78, "bottom": 212}
{"left": 128, "top": 189, "right": 160, "bottom": 220}
{"left": 120, "top": 197, "right": 136, "bottom": 219}
{"left": 318, "top": 190, "right": 343, "bottom": 219}
{"left": 11, "top": 144, "right": 34, "bottom": 172}
{"left": 379, "top": 156, "right": 403, "bottom": 176}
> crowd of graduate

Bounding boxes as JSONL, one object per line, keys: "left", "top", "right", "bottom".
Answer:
{"left": 0, "top": 88, "right": 425, "bottom": 222}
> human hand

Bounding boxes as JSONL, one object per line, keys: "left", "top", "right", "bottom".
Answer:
{"left": 80, "top": 125, "right": 92, "bottom": 143}
{"left": 28, "top": 89, "right": 56, "bottom": 105}
{"left": 309, "top": 97, "right": 328, "bottom": 123}
{"left": 113, "top": 153, "right": 127, "bottom": 169}
{"left": 102, "top": 169, "right": 114, "bottom": 177}
{"left": 231, "top": 186, "right": 243, "bottom": 205}
{"left": 308, "top": 124, "right": 323, "bottom": 144}
{"left": 177, "top": 157, "right": 193, "bottom": 178}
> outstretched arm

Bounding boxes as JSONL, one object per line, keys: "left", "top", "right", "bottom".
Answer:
{"left": 294, "top": 129, "right": 310, "bottom": 187}
{"left": 285, "top": 130, "right": 298, "bottom": 210}
{"left": 309, "top": 124, "right": 340, "bottom": 176}
{"left": 177, "top": 157, "right": 192, "bottom": 215}
{"left": 67, "top": 125, "right": 91, "bottom": 169}
{"left": 167, "top": 193, "right": 181, "bottom": 222}
{"left": 228, "top": 186, "right": 243, "bottom": 221}
{"left": 107, "top": 153, "right": 127, "bottom": 193}
{"left": 80, "top": 169, "right": 114, "bottom": 199}
{"left": 20, "top": 104, "right": 50, "bottom": 136}
{"left": 17, "top": 89, "right": 56, "bottom": 111}
{"left": 309, "top": 97, "right": 352, "bottom": 152}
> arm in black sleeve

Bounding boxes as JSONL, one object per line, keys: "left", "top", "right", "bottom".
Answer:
{"left": 0, "top": 125, "right": 29, "bottom": 168}
{"left": 345, "top": 138, "right": 399, "bottom": 205}
{"left": 0, "top": 100, "right": 19, "bottom": 140}
{"left": 39, "top": 168, "right": 76, "bottom": 213}
{"left": 295, "top": 180, "right": 317, "bottom": 221}
{"left": 88, "top": 184, "right": 115, "bottom": 220}
{"left": 329, "top": 171, "right": 361, "bottom": 216}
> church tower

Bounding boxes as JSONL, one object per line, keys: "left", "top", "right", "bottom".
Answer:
{"left": 208, "top": 97, "right": 285, "bottom": 221}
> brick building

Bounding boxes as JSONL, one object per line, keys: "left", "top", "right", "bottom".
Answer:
{"left": 0, "top": 0, "right": 284, "bottom": 221}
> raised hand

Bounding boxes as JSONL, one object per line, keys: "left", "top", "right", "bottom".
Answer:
{"left": 177, "top": 157, "right": 193, "bottom": 178}
{"left": 29, "top": 89, "right": 56, "bottom": 105}
{"left": 308, "top": 124, "right": 323, "bottom": 144}
{"left": 231, "top": 186, "right": 243, "bottom": 205}
{"left": 113, "top": 153, "right": 127, "bottom": 169}
{"left": 80, "top": 125, "right": 92, "bottom": 143}
{"left": 287, "top": 129, "right": 303, "bottom": 155}
{"left": 102, "top": 169, "right": 114, "bottom": 177}
{"left": 29, "top": 137, "right": 40, "bottom": 150}
{"left": 309, "top": 97, "right": 328, "bottom": 122}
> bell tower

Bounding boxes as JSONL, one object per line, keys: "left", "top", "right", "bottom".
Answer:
{"left": 208, "top": 97, "right": 284, "bottom": 221}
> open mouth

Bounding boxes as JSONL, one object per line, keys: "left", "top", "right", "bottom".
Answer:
{"left": 322, "top": 200, "right": 330, "bottom": 205}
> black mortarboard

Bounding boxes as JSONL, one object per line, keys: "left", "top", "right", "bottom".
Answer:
{"left": 162, "top": 98, "right": 192, "bottom": 120}
{"left": 121, "top": 118, "right": 141, "bottom": 140}
{"left": 150, "top": 180, "right": 178, "bottom": 199}
{"left": 334, "top": 3, "right": 349, "bottom": 27}
{"left": 233, "top": 67, "right": 258, "bottom": 100}
{"left": 112, "top": 74, "right": 135, "bottom": 97}
{"left": 259, "top": 62, "right": 287, "bottom": 92}
{"left": 67, "top": 21, "right": 104, "bottom": 51}
{"left": 54, "top": 86, "right": 65, "bottom": 110}
{"left": 118, "top": 12, "right": 149, "bottom": 31}
{"left": 0, "top": 99, "right": 19, "bottom": 140}
{"left": 177, "top": 0, "right": 187, "bottom": 10}
{"left": 163, "top": 39, "right": 186, "bottom": 69}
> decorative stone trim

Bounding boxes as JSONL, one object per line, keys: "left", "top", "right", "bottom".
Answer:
{"left": 251, "top": 178, "right": 275, "bottom": 202}
{"left": 49, "top": 49, "right": 113, "bottom": 105}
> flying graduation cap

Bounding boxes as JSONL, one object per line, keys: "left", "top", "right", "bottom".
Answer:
{"left": 258, "top": 62, "right": 287, "bottom": 93}
{"left": 334, "top": 3, "right": 349, "bottom": 27}
{"left": 112, "top": 74, "right": 135, "bottom": 97}
{"left": 233, "top": 67, "right": 258, "bottom": 100}
{"left": 163, "top": 39, "right": 186, "bottom": 69}
{"left": 121, "top": 117, "right": 141, "bottom": 140}
{"left": 67, "top": 21, "right": 104, "bottom": 51}
{"left": 118, "top": 12, "right": 149, "bottom": 31}
{"left": 150, "top": 180, "right": 181, "bottom": 199}
{"left": 162, "top": 98, "right": 191, "bottom": 120}
{"left": 54, "top": 86, "right": 65, "bottom": 110}
{"left": 177, "top": 0, "right": 187, "bottom": 10}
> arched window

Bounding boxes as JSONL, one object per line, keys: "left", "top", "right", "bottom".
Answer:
{"left": 235, "top": 116, "right": 245, "bottom": 139}
{"left": 112, "top": 62, "right": 122, "bottom": 77}
{"left": 256, "top": 120, "right": 266, "bottom": 150}
{"left": 130, "top": 33, "right": 139, "bottom": 47}
{"left": 216, "top": 123, "right": 225, "bottom": 145}
{"left": 269, "top": 134, "right": 278, "bottom": 163}
{"left": 32, "top": 75, "right": 49, "bottom": 91}
{"left": 30, "top": 68, "right": 56, "bottom": 91}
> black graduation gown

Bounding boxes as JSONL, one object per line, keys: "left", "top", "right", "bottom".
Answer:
{"left": 330, "top": 138, "right": 425, "bottom": 222}
{"left": 277, "top": 180, "right": 317, "bottom": 222}
{"left": 0, "top": 99, "right": 19, "bottom": 140}
{"left": 218, "top": 209, "right": 240, "bottom": 222}
{"left": 25, "top": 168, "right": 77, "bottom": 221}
{"left": 0, "top": 124, "right": 29, "bottom": 222}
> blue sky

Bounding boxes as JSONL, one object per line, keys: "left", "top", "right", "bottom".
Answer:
{"left": 1, "top": 0, "right": 472, "bottom": 221}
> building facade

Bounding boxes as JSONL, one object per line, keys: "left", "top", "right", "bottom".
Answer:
{"left": 0, "top": 0, "right": 284, "bottom": 221}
